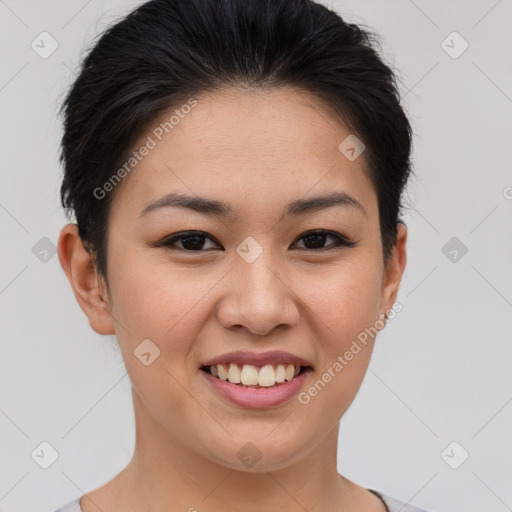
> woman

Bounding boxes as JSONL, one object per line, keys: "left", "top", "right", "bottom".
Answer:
{"left": 55, "top": 0, "right": 434, "bottom": 510}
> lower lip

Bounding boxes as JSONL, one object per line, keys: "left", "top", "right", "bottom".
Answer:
{"left": 200, "top": 368, "right": 312, "bottom": 408}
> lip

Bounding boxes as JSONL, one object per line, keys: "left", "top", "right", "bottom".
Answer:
{"left": 200, "top": 366, "right": 313, "bottom": 408}
{"left": 200, "top": 350, "right": 314, "bottom": 368}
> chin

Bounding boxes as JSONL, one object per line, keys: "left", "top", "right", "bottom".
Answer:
{"left": 203, "top": 436, "right": 308, "bottom": 473}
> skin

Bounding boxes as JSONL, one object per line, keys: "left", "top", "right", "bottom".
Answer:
{"left": 58, "top": 86, "right": 407, "bottom": 512}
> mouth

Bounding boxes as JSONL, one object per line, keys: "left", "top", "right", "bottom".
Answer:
{"left": 198, "top": 350, "right": 315, "bottom": 407}
{"left": 200, "top": 363, "right": 313, "bottom": 389}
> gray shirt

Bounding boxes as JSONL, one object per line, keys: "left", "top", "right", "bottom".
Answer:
{"left": 54, "top": 489, "right": 436, "bottom": 512}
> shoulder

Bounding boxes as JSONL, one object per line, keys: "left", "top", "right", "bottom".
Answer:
{"left": 371, "top": 489, "right": 438, "bottom": 512}
{"left": 54, "top": 492, "right": 440, "bottom": 512}
{"left": 53, "top": 497, "right": 82, "bottom": 512}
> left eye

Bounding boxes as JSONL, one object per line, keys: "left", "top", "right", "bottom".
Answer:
{"left": 157, "top": 230, "right": 355, "bottom": 252}
{"left": 291, "top": 230, "right": 355, "bottom": 251}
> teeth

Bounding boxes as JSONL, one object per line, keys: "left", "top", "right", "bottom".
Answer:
{"left": 275, "top": 364, "right": 286, "bottom": 383}
{"left": 285, "top": 364, "right": 295, "bottom": 381}
{"left": 240, "top": 365, "right": 259, "bottom": 385}
{"left": 258, "top": 365, "right": 275, "bottom": 387}
{"left": 227, "top": 363, "right": 241, "bottom": 383}
{"left": 209, "top": 363, "right": 303, "bottom": 386}
{"left": 217, "top": 364, "right": 228, "bottom": 381}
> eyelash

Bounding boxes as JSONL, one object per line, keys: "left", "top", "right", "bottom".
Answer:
{"left": 155, "top": 230, "right": 356, "bottom": 253}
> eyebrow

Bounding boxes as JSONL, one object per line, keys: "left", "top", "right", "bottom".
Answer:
{"left": 138, "top": 191, "right": 367, "bottom": 220}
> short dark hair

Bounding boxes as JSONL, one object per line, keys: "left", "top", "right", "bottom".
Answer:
{"left": 59, "top": 0, "right": 413, "bottom": 280}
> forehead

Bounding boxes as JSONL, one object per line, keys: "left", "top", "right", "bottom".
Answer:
{"left": 110, "top": 86, "right": 378, "bottom": 222}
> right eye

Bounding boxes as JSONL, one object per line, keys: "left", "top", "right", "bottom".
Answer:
{"left": 156, "top": 231, "right": 223, "bottom": 252}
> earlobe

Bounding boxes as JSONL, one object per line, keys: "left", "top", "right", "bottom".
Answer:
{"left": 57, "top": 223, "right": 115, "bottom": 335}
{"left": 380, "top": 223, "right": 407, "bottom": 317}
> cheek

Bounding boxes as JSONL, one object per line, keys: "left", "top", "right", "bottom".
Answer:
{"left": 301, "top": 261, "right": 382, "bottom": 397}
{"left": 107, "top": 254, "right": 216, "bottom": 345}
{"left": 107, "top": 263, "right": 207, "bottom": 436}
{"left": 303, "top": 260, "right": 382, "bottom": 339}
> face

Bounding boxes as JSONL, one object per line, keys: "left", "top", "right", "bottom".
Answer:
{"left": 68, "top": 86, "right": 406, "bottom": 472}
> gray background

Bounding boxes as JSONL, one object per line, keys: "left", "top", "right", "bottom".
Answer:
{"left": 0, "top": 1, "right": 511, "bottom": 511}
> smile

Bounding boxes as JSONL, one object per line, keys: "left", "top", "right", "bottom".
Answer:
{"left": 200, "top": 364, "right": 313, "bottom": 408}
{"left": 201, "top": 363, "right": 311, "bottom": 388}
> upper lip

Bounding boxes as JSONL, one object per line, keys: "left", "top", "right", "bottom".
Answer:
{"left": 200, "top": 350, "right": 314, "bottom": 369}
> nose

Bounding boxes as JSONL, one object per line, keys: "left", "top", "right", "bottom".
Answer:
{"left": 216, "top": 253, "right": 300, "bottom": 336}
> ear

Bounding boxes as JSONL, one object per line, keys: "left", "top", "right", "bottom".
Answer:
{"left": 379, "top": 222, "right": 407, "bottom": 317}
{"left": 57, "top": 223, "right": 115, "bottom": 335}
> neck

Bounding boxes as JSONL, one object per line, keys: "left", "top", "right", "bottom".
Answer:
{"left": 104, "top": 391, "right": 357, "bottom": 512}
